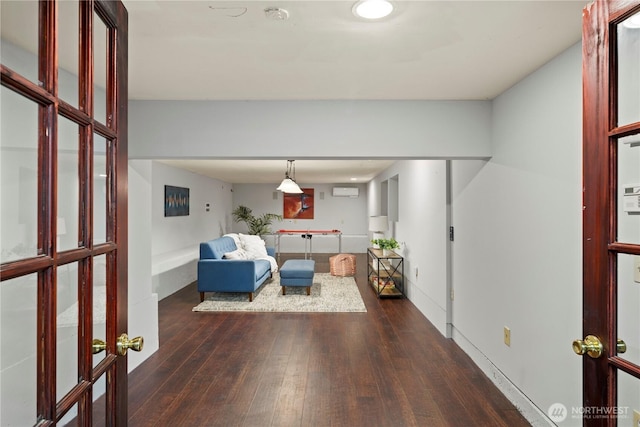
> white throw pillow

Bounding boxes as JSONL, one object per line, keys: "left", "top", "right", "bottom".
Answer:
{"left": 223, "top": 233, "right": 241, "bottom": 248}
{"left": 223, "top": 248, "right": 248, "bottom": 260}
{"left": 238, "top": 233, "right": 268, "bottom": 259}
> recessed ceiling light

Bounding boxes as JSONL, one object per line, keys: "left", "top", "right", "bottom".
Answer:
{"left": 353, "top": 0, "right": 393, "bottom": 20}
{"left": 350, "top": 177, "right": 358, "bottom": 181}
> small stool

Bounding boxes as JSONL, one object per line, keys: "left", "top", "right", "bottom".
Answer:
{"left": 329, "top": 253, "right": 356, "bottom": 277}
{"left": 280, "top": 259, "right": 315, "bottom": 295}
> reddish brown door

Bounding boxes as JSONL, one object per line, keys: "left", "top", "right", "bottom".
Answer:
{"left": 582, "top": 1, "right": 640, "bottom": 426}
{"left": 0, "top": 1, "right": 131, "bottom": 425}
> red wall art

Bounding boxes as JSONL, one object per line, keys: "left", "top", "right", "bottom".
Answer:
{"left": 283, "top": 188, "right": 314, "bottom": 219}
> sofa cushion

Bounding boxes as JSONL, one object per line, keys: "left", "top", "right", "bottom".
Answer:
{"left": 200, "top": 236, "right": 237, "bottom": 260}
{"left": 280, "top": 259, "right": 316, "bottom": 279}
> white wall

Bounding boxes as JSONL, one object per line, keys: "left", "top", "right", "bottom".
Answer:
{"left": 232, "top": 183, "right": 368, "bottom": 253}
{"left": 127, "top": 161, "right": 159, "bottom": 371}
{"left": 129, "top": 100, "right": 492, "bottom": 160}
{"left": 148, "top": 161, "right": 233, "bottom": 300}
{"left": 150, "top": 161, "right": 233, "bottom": 256}
{"left": 450, "top": 43, "right": 583, "bottom": 425}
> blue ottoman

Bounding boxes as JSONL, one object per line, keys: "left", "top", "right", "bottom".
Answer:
{"left": 280, "top": 259, "right": 315, "bottom": 295}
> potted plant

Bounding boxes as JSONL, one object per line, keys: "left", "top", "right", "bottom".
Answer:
{"left": 371, "top": 238, "right": 400, "bottom": 256}
{"left": 232, "top": 205, "right": 282, "bottom": 236}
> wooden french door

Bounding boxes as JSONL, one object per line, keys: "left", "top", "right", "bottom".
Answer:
{"left": 581, "top": 1, "right": 640, "bottom": 426}
{"left": 0, "top": 1, "right": 132, "bottom": 425}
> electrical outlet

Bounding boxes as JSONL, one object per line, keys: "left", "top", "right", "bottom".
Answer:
{"left": 633, "top": 409, "right": 640, "bottom": 427}
{"left": 504, "top": 327, "right": 511, "bottom": 347}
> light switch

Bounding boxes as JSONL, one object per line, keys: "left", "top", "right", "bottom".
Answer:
{"left": 635, "top": 256, "right": 640, "bottom": 283}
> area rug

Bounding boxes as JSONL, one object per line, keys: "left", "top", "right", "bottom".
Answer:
{"left": 192, "top": 273, "right": 367, "bottom": 313}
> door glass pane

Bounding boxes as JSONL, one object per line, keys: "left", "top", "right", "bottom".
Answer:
{"left": 58, "top": 0, "right": 80, "bottom": 107}
{"left": 58, "top": 116, "right": 80, "bottom": 251}
{"left": 0, "top": 273, "right": 38, "bottom": 426}
{"left": 94, "top": 11, "right": 108, "bottom": 126}
{"left": 616, "top": 369, "right": 639, "bottom": 425}
{"left": 617, "top": 253, "right": 640, "bottom": 368}
{"left": 92, "top": 255, "right": 107, "bottom": 367}
{"left": 618, "top": 11, "right": 640, "bottom": 126}
{"left": 57, "top": 263, "right": 79, "bottom": 400}
{"left": 92, "top": 375, "right": 107, "bottom": 423}
{"left": 94, "top": 135, "right": 107, "bottom": 245}
{"left": 0, "top": 0, "right": 39, "bottom": 85}
{"left": 0, "top": 86, "right": 39, "bottom": 263}
{"left": 617, "top": 134, "right": 640, "bottom": 244}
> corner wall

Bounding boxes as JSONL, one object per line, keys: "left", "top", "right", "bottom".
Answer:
{"left": 368, "top": 161, "right": 449, "bottom": 335}
{"left": 451, "top": 43, "right": 583, "bottom": 424}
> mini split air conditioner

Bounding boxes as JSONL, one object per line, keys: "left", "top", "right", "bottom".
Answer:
{"left": 332, "top": 187, "right": 359, "bottom": 198}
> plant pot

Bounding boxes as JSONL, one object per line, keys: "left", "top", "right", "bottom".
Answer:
{"left": 382, "top": 249, "right": 392, "bottom": 256}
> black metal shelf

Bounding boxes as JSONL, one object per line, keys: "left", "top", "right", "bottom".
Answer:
{"left": 367, "top": 248, "right": 404, "bottom": 298}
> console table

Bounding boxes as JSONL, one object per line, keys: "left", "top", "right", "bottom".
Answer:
{"left": 274, "top": 229, "right": 342, "bottom": 259}
{"left": 367, "top": 247, "right": 404, "bottom": 298}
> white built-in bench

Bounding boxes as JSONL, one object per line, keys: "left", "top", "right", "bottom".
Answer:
{"left": 152, "top": 247, "right": 199, "bottom": 300}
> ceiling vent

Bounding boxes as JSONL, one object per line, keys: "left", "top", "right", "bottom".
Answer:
{"left": 332, "top": 187, "right": 359, "bottom": 198}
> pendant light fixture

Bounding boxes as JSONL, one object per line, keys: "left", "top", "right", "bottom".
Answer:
{"left": 276, "top": 160, "right": 303, "bottom": 193}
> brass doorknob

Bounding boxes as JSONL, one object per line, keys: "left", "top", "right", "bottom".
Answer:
{"left": 572, "top": 335, "right": 603, "bottom": 358}
{"left": 117, "top": 333, "right": 144, "bottom": 356}
{"left": 92, "top": 338, "right": 107, "bottom": 354}
{"left": 617, "top": 338, "right": 627, "bottom": 354}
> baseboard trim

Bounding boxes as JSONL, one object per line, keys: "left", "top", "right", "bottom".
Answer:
{"left": 451, "top": 327, "right": 554, "bottom": 427}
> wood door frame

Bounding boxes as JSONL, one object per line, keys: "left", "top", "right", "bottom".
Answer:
{"left": 107, "top": 0, "right": 129, "bottom": 422}
{"left": 582, "top": 0, "right": 640, "bottom": 422}
{"left": 0, "top": 0, "right": 129, "bottom": 424}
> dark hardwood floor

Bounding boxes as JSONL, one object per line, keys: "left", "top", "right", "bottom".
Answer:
{"left": 127, "top": 253, "right": 531, "bottom": 427}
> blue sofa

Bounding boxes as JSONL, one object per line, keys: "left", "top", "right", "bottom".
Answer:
{"left": 197, "top": 236, "right": 275, "bottom": 302}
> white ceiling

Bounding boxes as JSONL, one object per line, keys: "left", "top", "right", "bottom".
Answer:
{"left": 157, "top": 159, "right": 397, "bottom": 184}
{"left": 124, "top": 0, "right": 587, "bottom": 101}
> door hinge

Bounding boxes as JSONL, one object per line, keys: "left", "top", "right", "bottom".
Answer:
{"left": 449, "top": 226, "right": 454, "bottom": 241}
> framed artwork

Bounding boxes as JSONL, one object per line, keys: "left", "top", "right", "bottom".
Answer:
{"left": 164, "top": 185, "right": 190, "bottom": 217}
{"left": 283, "top": 188, "right": 314, "bottom": 219}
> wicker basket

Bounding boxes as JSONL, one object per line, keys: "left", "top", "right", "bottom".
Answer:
{"left": 329, "top": 253, "right": 356, "bottom": 277}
